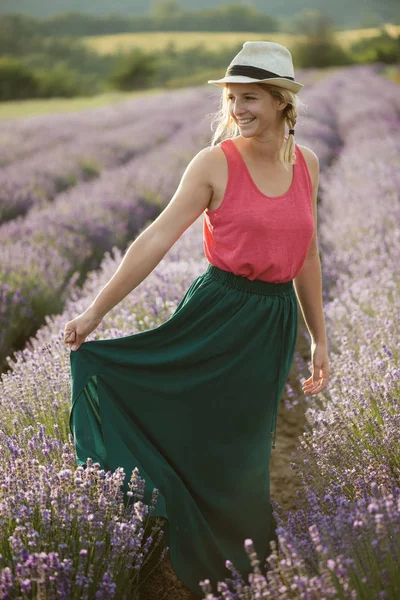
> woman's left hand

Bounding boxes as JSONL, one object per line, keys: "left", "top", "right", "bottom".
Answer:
{"left": 302, "top": 341, "right": 331, "bottom": 396}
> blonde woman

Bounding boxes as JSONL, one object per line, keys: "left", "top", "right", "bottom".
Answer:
{"left": 64, "top": 41, "right": 331, "bottom": 598}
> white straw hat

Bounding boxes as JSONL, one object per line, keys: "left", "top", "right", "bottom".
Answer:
{"left": 208, "top": 41, "right": 304, "bottom": 94}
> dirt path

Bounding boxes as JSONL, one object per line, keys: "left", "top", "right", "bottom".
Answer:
{"left": 270, "top": 313, "right": 309, "bottom": 513}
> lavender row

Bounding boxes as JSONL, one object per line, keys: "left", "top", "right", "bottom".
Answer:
{"left": 0, "top": 88, "right": 213, "bottom": 224}
{"left": 0, "top": 100, "right": 218, "bottom": 372}
{"left": 0, "top": 87, "right": 203, "bottom": 167}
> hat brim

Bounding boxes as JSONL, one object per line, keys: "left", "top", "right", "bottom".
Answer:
{"left": 207, "top": 75, "right": 303, "bottom": 94}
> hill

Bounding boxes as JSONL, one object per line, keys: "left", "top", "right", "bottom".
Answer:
{"left": 0, "top": 0, "right": 399, "bottom": 29}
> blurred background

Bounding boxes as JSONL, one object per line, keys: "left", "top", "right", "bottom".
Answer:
{"left": 0, "top": 0, "right": 399, "bottom": 117}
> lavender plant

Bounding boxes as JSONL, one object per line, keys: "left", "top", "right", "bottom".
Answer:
{"left": 0, "top": 424, "right": 165, "bottom": 599}
{"left": 0, "top": 102, "right": 214, "bottom": 370}
{"left": 0, "top": 93, "right": 209, "bottom": 224}
{"left": 0, "top": 87, "right": 207, "bottom": 168}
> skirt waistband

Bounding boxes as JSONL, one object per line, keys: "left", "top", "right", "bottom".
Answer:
{"left": 205, "top": 264, "right": 294, "bottom": 296}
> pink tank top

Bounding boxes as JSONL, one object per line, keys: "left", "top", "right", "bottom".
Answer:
{"left": 203, "top": 138, "right": 315, "bottom": 283}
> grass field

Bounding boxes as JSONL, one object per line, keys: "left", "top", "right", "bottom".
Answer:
{"left": 82, "top": 24, "right": 400, "bottom": 55}
{"left": 83, "top": 31, "right": 297, "bottom": 55}
{"left": 0, "top": 87, "right": 172, "bottom": 121}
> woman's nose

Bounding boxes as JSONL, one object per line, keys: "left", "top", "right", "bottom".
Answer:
{"left": 233, "top": 101, "right": 245, "bottom": 116}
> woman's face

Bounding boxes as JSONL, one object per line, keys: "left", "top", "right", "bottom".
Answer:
{"left": 226, "top": 83, "right": 287, "bottom": 137}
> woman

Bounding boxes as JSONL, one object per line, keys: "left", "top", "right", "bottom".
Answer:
{"left": 64, "top": 41, "right": 331, "bottom": 597}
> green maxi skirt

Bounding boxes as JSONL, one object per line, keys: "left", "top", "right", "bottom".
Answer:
{"left": 69, "top": 263, "right": 298, "bottom": 596}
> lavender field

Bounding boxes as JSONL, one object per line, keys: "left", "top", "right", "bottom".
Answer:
{"left": 0, "top": 64, "right": 399, "bottom": 599}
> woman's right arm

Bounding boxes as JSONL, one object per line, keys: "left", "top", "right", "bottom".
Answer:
{"left": 64, "top": 146, "right": 217, "bottom": 350}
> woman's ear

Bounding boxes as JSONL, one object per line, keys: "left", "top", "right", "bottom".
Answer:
{"left": 277, "top": 99, "right": 289, "bottom": 112}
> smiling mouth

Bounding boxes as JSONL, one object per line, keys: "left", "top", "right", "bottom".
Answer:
{"left": 237, "top": 117, "right": 256, "bottom": 126}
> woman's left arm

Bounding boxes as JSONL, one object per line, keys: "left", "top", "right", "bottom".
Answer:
{"left": 293, "top": 146, "right": 331, "bottom": 396}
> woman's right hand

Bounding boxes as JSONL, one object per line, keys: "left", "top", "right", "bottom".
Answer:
{"left": 63, "top": 308, "right": 103, "bottom": 351}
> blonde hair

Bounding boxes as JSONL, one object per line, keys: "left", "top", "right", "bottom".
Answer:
{"left": 208, "top": 83, "right": 305, "bottom": 170}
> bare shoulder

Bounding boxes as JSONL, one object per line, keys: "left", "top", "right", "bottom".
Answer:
{"left": 194, "top": 144, "right": 226, "bottom": 168}
{"left": 191, "top": 144, "right": 227, "bottom": 187}
{"left": 297, "top": 144, "right": 319, "bottom": 184}
{"left": 297, "top": 144, "right": 319, "bottom": 165}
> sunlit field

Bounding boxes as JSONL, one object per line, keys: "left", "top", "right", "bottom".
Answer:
{"left": 0, "top": 64, "right": 399, "bottom": 598}
{"left": 83, "top": 31, "right": 297, "bottom": 55}
{"left": 82, "top": 24, "right": 400, "bottom": 55}
{"left": 0, "top": 87, "right": 172, "bottom": 121}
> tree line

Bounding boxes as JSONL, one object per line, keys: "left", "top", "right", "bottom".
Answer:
{"left": 0, "top": 11, "right": 399, "bottom": 101}
{"left": 2, "top": 5, "right": 279, "bottom": 38}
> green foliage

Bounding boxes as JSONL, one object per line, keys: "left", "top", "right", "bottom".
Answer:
{"left": 141, "top": 4, "right": 278, "bottom": 33}
{"left": 0, "top": 0, "right": 399, "bottom": 29}
{"left": 150, "top": 41, "right": 241, "bottom": 87}
{"left": 0, "top": 14, "right": 43, "bottom": 55}
{"left": 292, "top": 39, "right": 352, "bottom": 68}
{"left": 0, "top": 48, "right": 102, "bottom": 101}
{"left": 52, "top": 172, "right": 78, "bottom": 193}
{"left": 79, "top": 158, "right": 102, "bottom": 180}
{"left": 24, "top": 36, "right": 118, "bottom": 85}
{"left": 349, "top": 29, "right": 400, "bottom": 64}
{"left": 40, "top": 11, "right": 131, "bottom": 37}
{"left": 151, "top": 0, "right": 183, "bottom": 18}
{"left": 0, "top": 22, "right": 120, "bottom": 99}
{"left": 3, "top": 5, "right": 278, "bottom": 37}
{"left": 292, "top": 9, "right": 336, "bottom": 40}
{"left": 0, "top": 57, "right": 39, "bottom": 100}
{"left": 34, "top": 64, "right": 85, "bottom": 98}
{"left": 107, "top": 48, "right": 160, "bottom": 91}
{"left": 112, "top": 4, "right": 278, "bottom": 34}
{"left": 290, "top": 10, "right": 352, "bottom": 68}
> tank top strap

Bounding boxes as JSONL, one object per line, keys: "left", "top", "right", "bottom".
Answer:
{"left": 219, "top": 138, "right": 245, "bottom": 185}
{"left": 294, "top": 143, "right": 313, "bottom": 197}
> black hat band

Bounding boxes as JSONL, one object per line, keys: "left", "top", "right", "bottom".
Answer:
{"left": 226, "top": 64, "right": 294, "bottom": 82}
